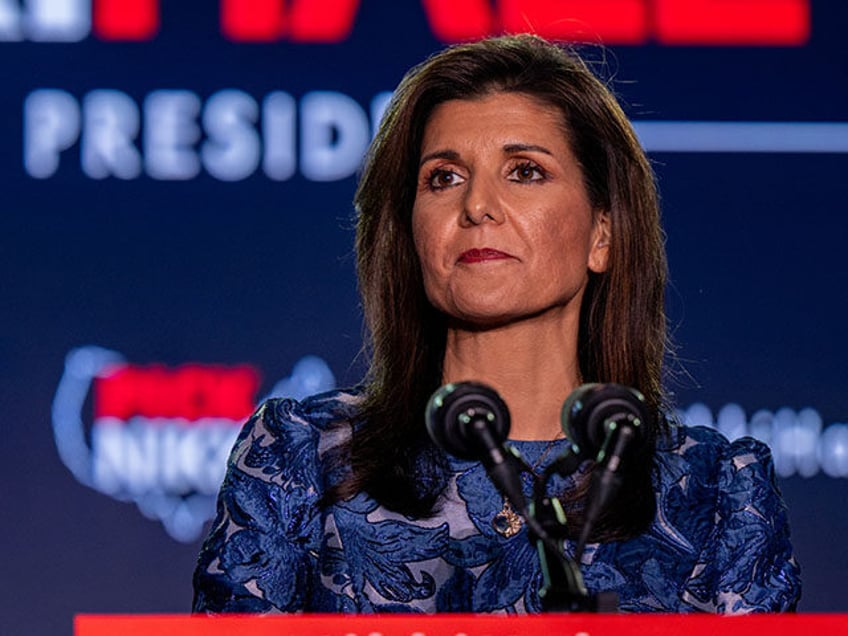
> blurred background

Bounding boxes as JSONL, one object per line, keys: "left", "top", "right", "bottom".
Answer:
{"left": 2, "top": 1, "right": 846, "bottom": 633}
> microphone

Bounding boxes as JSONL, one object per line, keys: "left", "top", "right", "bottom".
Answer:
{"left": 425, "top": 382, "right": 527, "bottom": 518}
{"left": 560, "top": 383, "right": 650, "bottom": 463}
{"left": 560, "top": 383, "right": 651, "bottom": 557}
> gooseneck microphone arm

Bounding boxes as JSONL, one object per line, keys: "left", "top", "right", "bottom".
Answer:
{"left": 560, "top": 383, "right": 651, "bottom": 562}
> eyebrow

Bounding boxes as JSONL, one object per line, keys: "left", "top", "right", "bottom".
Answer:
{"left": 503, "top": 143, "right": 553, "bottom": 156}
{"left": 418, "top": 149, "right": 459, "bottom": 167}
{"left": 418, "top": 143, "right": 553, "bottom": 167}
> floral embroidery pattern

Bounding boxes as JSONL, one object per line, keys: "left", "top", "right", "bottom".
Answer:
{"left": 193, "top": 390, "right": 801, "bottom": 614}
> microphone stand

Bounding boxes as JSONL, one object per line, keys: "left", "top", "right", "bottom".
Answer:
{"left": 513, "top": 447, "right": 619, "bottom": 613}
{"left": 424, "top": 381, "right": 620, "bottom": 611}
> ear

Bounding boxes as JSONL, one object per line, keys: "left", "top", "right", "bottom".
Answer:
{"left": 588, "top": 210, "right": 610, "bottom": 274}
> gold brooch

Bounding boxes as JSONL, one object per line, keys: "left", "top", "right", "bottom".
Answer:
{"left": 492, "top": 498, "right": 523, "bottom": 538}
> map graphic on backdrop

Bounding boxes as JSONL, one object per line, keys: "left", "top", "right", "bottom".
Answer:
{"left": 52, "top": 346, "right": 335, "bottom": 541}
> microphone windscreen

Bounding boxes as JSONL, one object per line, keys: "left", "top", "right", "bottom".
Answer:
{"left": 560, "top": 383, "right": 650, "bottom": 460}
{"left": 426, "top": 381, "right": 510, "bottom": 459}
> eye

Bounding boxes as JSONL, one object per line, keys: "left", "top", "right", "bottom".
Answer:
{"left": 425, "top": 167, "right": 465, "bottom": 191}
{"left": 508, "top": 161, "right": 546, "bottom": 183}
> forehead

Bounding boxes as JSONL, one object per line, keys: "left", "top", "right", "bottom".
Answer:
{"left": 420, "top": 92, "right": 570, "bottom": 151}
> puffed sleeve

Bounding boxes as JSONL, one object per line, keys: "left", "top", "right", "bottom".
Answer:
{"left": 192, "top": 399, "right": 324, "bottom": 613}
{"left": 683, "top": 436, "right": 801, "bottom": 612}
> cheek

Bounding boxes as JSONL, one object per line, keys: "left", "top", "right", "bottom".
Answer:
{"left": 412, "top": 209, "right": 457, "bottom": 313}
{"left": 411, "top": 210, "right": 429, "bottom": 264}
{"left": 412, "top": 209, "right": 445, "bottom": 270}
{"left": 532, "top": 215, "right": 593, "bottom": 275}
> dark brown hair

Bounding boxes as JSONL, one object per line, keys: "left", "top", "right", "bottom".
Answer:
{"left": 329, "top": 34, "right": 668, "bottom": 538}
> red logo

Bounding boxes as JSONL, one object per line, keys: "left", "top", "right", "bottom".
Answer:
{"left": 94, "top": 363, "right": 259, "bottom": 421}
{"left": 93, "top": 0, "right": 159, "bottom": 40}
{"left": 3, "top": 0, "right": 811, "bottom": 45}
{"left": 221, "top": 0, "right": 812, "bottom": 45}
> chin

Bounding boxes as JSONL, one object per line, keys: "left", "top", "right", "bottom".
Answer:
{"left": 444, "top": 299, "right": 569, "bottom": 331}
{"left": 445, "top": 306, "right": 531, "bottom": 331}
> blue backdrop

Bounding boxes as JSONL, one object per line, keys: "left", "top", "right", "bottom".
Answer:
{"left": 2, "top": 2, "right": 846, "bottom": 633}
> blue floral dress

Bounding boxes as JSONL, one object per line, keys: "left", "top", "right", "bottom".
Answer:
{"left": 192, "top": 390, "right": 801, "bottom": 613}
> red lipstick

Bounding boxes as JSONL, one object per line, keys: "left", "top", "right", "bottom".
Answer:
{"left": 457, "top": 248, "right": 513, "bottom": 263}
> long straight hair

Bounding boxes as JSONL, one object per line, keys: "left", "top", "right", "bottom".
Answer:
{"left": 327, "top": 35, "right": 668, "bottom": 538}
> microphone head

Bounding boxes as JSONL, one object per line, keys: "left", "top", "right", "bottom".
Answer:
{"left": 561, "top": 383, "right": 650, "bottom": 459}
{"left": 426, "top": 382, "right": 510, "bottom": 460}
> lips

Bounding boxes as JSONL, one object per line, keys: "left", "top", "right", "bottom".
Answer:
{"left": 457, "top": 248, "right": 514, "bottom": 264}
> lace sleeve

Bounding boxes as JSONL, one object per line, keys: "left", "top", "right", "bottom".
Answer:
{"left": 683, "top": 436, "right": 802, "bottom": 612}
{"left": 192, "top": 399, "right": 324, "bottom": 613}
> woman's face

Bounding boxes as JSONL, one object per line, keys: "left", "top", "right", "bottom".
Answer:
{"left": 411, "top": 91, "right": 609, "bottom": 327}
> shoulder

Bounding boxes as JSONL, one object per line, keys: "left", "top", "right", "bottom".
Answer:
{"left": 193, "top": 388, "right": 362, "bottom": 614}
{"left": 253, "top": 387, "right": 363, "bottom": 435}
{"left": 228, "top": 388, "right": 362, "bottom": 487}
{"left": 656, "top": 423, "right": 776, "bottom": 486}
{"left": 655, "top": 425, "right": 800, "bottom": 611}
{"left": 242, "top": 388, "right": 362, "bottom": 447}
{"left": 651, "top": 423, "right": 788, "bottom": 553}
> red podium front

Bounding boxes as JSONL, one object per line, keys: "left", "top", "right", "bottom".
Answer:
{"left": 74, "top": 613, "right": 847, "bottom": 636}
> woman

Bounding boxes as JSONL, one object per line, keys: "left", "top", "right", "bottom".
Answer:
{"left": 193, "top": 35, "right": 800, "bottom": 613}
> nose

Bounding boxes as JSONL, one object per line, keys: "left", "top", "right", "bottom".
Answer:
{"left": 461, "top": 175, "right": 504, "bottom": 226}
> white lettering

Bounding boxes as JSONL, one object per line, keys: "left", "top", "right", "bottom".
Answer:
{"left": 717, "top": 403, "right": 747, "bottom": 442}
{"left": 1, "top": 0, "right": 90, "bottom": 41}
{"left": 794, "top": 408, "right": 821, "bottom": 478}
{"left": 202, "top": 89, "right": 260, "bottom": 181}
{"left": 91, "top": 419, "right": 157, "bottom": 495}
{"left": 24, "top": 89, "right": 80, "bottom": 178}
{"left": 175, "top": 424, "right": 238, "bottom": 495}
{"left": 262, "top": 91, "right": 296, "bottom": 181}
{"left": 91, "top": 419, "right": 127, "bottom": 495}
{"left": 300, "top": 90, "right": 370, "bottom": 181}
{"left": 91, "top": 418, "right": 239, "bottom": 496}
{"left": 24, "top": 88, "right": 385, "bottom": 182}
{"left": 0, "top": 0, "right": 22, "bottom": 40}
{"left": 26, "top": 0, "right": 89, "bottom": 42}
{"left": 819, "top": 424, "right": 848, "bottom": 478}
{"left": 144, "top": 90, "right": 202, "bottom": 180}
{"left": 680, "top": 403, "right": 848, "bottom": 479}
{"left": 82, "top": 90, "right": 142, "bottom": 179}
{"left": 159, "top": 424, "right": 188, "bottom": 492}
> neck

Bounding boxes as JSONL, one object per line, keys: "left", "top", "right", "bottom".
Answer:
{"left": 442, "top": 308, "right": 582, "bottom": 440}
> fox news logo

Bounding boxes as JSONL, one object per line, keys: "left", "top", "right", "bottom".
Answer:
{"left": 52, "top": 346, "right": 335, "bottom": 542}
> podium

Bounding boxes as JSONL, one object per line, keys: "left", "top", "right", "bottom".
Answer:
{"left": 74, "top": 613, "right": 847, "bottom": 636}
